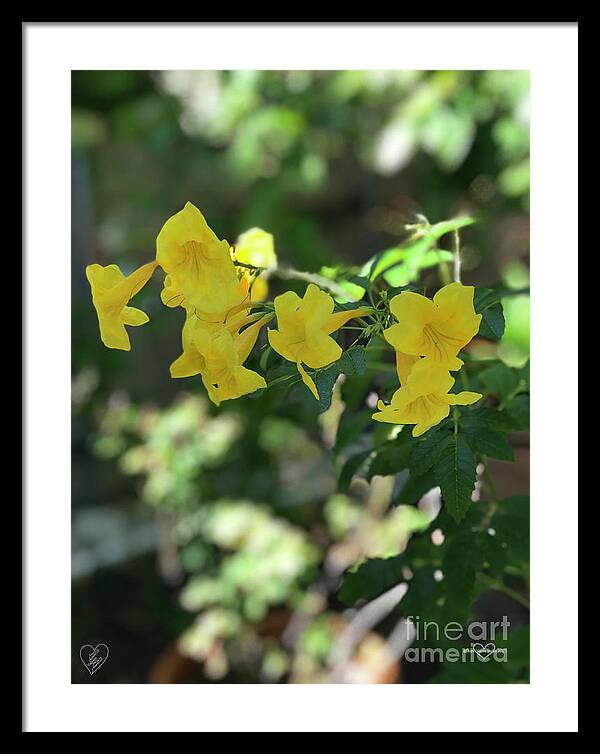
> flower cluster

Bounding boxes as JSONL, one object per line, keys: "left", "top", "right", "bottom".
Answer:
{"left": 372, "top": 283, "right": 483, "bottom": 436}
{"left": 86, "top": 202, "right": 366, "bottom": 407}
{"left": 86, "top": 202, "right": 483, "bottom": 435}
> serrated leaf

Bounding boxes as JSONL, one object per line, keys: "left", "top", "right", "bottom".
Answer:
{"left": 465, "top": 406, "right": 518, "bottom": 433}
{"left": 475, "top": 287, "right": 506, "bottom": 341}
{"left": 315, "top": 346, "right": 367, "bottom": 412}
{"left": 408, "top": 421, "right": 452, "bottom": 476}
{"left": 465, "top": 431, "right": 514, "bottom": 462}
{"left": 434, "top": 435, "right": 477, "bottom": 523}
{"left": 338, "top": 555, "right": 405, "bottom": 606}
{"left": 461, "top": 422, "right": 515, "bottom": 462}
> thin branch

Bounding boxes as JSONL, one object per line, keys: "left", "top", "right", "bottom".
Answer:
{"left": 453, "top": 229, "right": 461, "bottom": 283}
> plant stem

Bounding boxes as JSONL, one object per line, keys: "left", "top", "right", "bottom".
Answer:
{"left": 453, "top": 229, "right": 461, "bottom": 283}
{"left": 477, "top": 573, "right": 530, "bottom": 609}
{"left": 452, "top": 406, "right": 460, "bottom": 435}
{"left": 272, "top": 266, "right": 357, "bottom": 302}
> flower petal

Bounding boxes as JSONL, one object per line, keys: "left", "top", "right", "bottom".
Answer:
{"left": 299, "top": 331, "right": 342, "bottom": 369}
{"left": 297, "top": 362, "right": 320, "bottom": 400}
{"left": 395, "top": 351, "right": 420, "bottom": 385}
{"left": 236, "top": 314, "right": 273, "bottom": 364}
{"left": 301, "top": 284, "right": 335, "bottom": 333}
{"left": 406, "top": 360, "right": 455, "bottom": 397}
{"left": 121, "top": 306, "right": 149, "bottom": 327}
{"left": 170, "top": 350, "right": 206, "bottom": 378}
{"left": 323, "top": 307, "right": 370, "bottom": 335}
{"left": 203, "top": 365, "right": 266, "bottom": 405}
{"left": 445, "top": 390, "right": 483, "bottom": 406}
{"left": 273, "top": 290, "right": 303, "bottom": 330}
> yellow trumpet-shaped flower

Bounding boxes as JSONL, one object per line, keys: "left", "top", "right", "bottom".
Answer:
{"left": 372, "top": 359, "right": 482, "bottom": 437}
{"left": 156, "top": 201, "right": 245, "bottom": 315}
{"left": 86, "top": 261, "right": 158, "bottom": 351}
{"left": 394, "top": 350, "right": 421, "bottom": 386}
{"left": 268, "top": 283, "right": 369, "bottom": 400}
{"left": 170, "top": 313, "right": 272, "bottom": 406}
{"left": 161, "top": 273, "right": 253, "bottom": 336}
{"left": 233, "top": 227, "right": 277, "bottom": 302}
{"left": 170, "top": 309, "right": 266, "bottom": 378}
{"left": 384, "top": 282, "right": 482, "bottom": 370}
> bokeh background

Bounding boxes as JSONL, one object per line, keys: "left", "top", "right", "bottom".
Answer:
{"left": 72, "top": 70, "right": 530, "bottom": 683}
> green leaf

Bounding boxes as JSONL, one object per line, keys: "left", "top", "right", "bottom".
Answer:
{"left": 434, "top": 435, "right": 477, "bottom": 523}
{"left": 367, "top": 434, "right": 412, "bottom": 479}
{"left": 460, "top": 414, "right": 515, "bottom": 461}
{"left": 315, "top": 346, "right": 367, "bottom": 412}
{"left": 338, "top": 556, "right": 405, "bottom": 606}
{"left": 334, "top": 410, "right": 372, "bottom": 454}
{"left": 368, "top": 238, "right": 430, "bottom": 282}
{"left": 504, "top": 394, "right": 530, "bottom": 430}
{"left": 385, "top": 284, "right": 426, "bottom": 298}
{"left": 475, "top": 287, "right": 506, "bottom": 341}
{"left": 401, "top": 566, "right": 442, "bottom": 621}
{"left": 465, "top": 406, "right": 518, "bottom": 433}
{"left": 493, "top": 495, "right": 530, "bottom": 564}
{"left": 480, "top": 362, "right": 519, "bottom": 400}
{"left": 463, "top": 427, "right": 514, "bottom": 461}
{"left": 338, "top": 449, "right": 372, "bottom": 492}
{"left": 476, "top": 529, "right": 508, "bottom": 578}
{"left": 441, "top": 531, "right": 484, "bottom": 620}
{"left": 259, "top": 346, "right": 272, "bottom": 371}
{"left": 368, "top": 217, "right": 473, "bottom": 284}
{"left": 430, "top": 658, "right": 515, "bottom": 684}
{"left": 426, "top": 216, "right": 475, "bottom": 237}
{"left": 408, "top": 421, "right": 452, "bottom": 476}
{"left": 395, "top": 469, "right": 437, "bottom": 505}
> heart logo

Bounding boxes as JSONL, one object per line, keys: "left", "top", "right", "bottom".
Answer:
{"left": 80, "top": 644, "right": 109, "bottom": 675}
{"left": 472, "top": 642, "right": 495, "bottom": 661}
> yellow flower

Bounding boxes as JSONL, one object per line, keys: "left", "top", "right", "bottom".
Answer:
{"left": 372, "top": 359, "right": 482, "bottom": 437}
{"left": 383, "top": 282, "right": 482, "bottom": 370}
{"left": 170, "top": 313, "right": 271, "bottom": 406}
{"left": 86, "top": 261, "right": 157, "bottom": 351}
{"left": 268, "top": 283, "right": 369, "bottom": 400}
{"left": 394, "top": 350, "right": 420, "bottom": 386}
{"left": 233, "top": 227, "right": 277, "bottom": 302}
{"left": 161, "top": 273, "right": 252, "bottom": 334}
{"left": 156, "top": 201, "right": 245, "bottom": 315}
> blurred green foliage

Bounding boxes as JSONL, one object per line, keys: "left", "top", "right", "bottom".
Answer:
{"left": 72, "top": 69, "right": 529, "bottom": 684}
